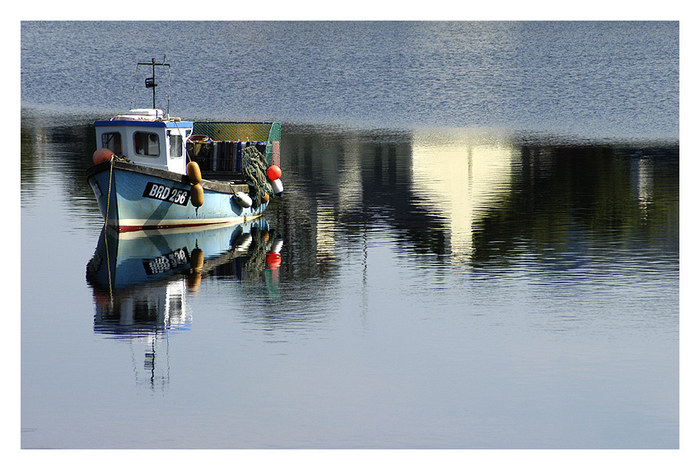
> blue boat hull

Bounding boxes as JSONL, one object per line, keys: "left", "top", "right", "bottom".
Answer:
{"left": 87, "top": 160, "right": 267, "bottom": 232}
{"left": 86, "top": 218, "right": 271, "bottom": 289}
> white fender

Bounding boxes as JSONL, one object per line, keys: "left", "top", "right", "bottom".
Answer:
{"left": 270, "top": 178, "right": 284, "bottom": 196}
{"left": 234, "top": 191, "right": 253, "bottom": 208}
{"left": 270, "top": 237, "right": 284, "bottom": 254}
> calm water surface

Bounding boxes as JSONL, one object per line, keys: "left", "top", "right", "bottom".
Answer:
{"left": 20, "top": 21, "right": 679, "bottom": 449}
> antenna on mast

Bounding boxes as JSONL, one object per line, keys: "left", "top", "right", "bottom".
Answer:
{"left": 138, "top": 57, "right": 171, "bottom": 112}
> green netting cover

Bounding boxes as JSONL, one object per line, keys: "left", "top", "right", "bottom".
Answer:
{"left": 192, "top": 121, "right": 281, "bottom": 164}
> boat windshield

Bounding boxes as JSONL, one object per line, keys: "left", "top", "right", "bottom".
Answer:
{"left": 169, "top": 134, "right": 183, "bottom": 159}
{"left": 134, "top": 132, "right": 160, "bottom": 157}
{"left": 101, "top": 132, "right": 123, "bottom": 155}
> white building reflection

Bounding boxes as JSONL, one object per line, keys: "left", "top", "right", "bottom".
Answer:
{"left": 411, "top": 129, "right": 517, "bottom": 261}
{"left": 634, "top": 156, "right": 654, "bottom": 220}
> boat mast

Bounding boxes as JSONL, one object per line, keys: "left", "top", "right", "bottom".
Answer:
{"left": 139, "top": 58, "right": 170, "bottom": 110}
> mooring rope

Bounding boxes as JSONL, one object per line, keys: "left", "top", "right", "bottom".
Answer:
{"left": 103, "top": 157, "right": 115, "bottom": 304}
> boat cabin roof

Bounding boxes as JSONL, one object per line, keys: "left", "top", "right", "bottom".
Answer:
{"left": 94, "top": 108, "right": 194, "bottom": 129}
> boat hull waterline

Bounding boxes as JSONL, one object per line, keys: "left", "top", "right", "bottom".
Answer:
{"left": 87, "top": 159, "right": 268, "bottom": 233}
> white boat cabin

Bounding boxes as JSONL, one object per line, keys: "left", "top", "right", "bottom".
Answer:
{"left": 95, "top": 109, "right": 194, "bottom": 174}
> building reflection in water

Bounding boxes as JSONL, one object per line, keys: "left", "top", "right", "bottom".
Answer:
{"left": 280, "top": 126, "right": 677, "bottom": 273}
{"left": 411, "top": 130, "right": 517, "bottom": 262}
{"left": 633, "top": 155, "right": 654, "bottom": 220}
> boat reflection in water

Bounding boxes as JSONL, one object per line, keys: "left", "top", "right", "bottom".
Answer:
{"left": 85, "top": 219, "right": 283, "bottom": 389}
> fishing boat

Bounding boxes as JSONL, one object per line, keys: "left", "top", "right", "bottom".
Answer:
{"left": 86, "top": 59, "right": 283, "bottom": 233}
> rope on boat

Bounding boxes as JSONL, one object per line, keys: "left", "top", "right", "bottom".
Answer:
{"left": 242, "top": 146, "right": 272, "bottom": 207}
{"left": 103, "top": 157, "right": 115, "bottom": 304}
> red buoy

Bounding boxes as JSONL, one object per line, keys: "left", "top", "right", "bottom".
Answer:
{"left": 266, "top": 165, "right": 282, "bottom": 181}
{"left": 92, "top": 148, "right": 114, "bottom": 165}
{"left": 266, "top": 252, "right": 281, "bottom": 269}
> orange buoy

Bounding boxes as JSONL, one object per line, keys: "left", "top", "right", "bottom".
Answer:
{"left": 187, "top": 161, "right": 202, "bottom": 185}
{"left": 190, "top": 248, "right": 204, "bottom": 272}
{"left": 191, "top": 183, "right": 204, "bottom": 207}
{"left": 266, "top": 164, "right": 282, "bottom": 181}
{"left": 262, "top": 193, "right": 270, "bottom": 203}
{"left": 187, "top": 272, "right": 202, "bottom": 291}
{"left": 92, "top": 148, "right": 114, "bottom": 165}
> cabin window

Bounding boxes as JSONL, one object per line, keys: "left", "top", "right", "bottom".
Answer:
{"left": 169, "top": 134, "right": 183, "bottom": 159}
{"left": 101, "top": 132, "right": 122, "bottom": 155}
{"left": 134, "top": 132, "right": 160, "bottom": 157}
